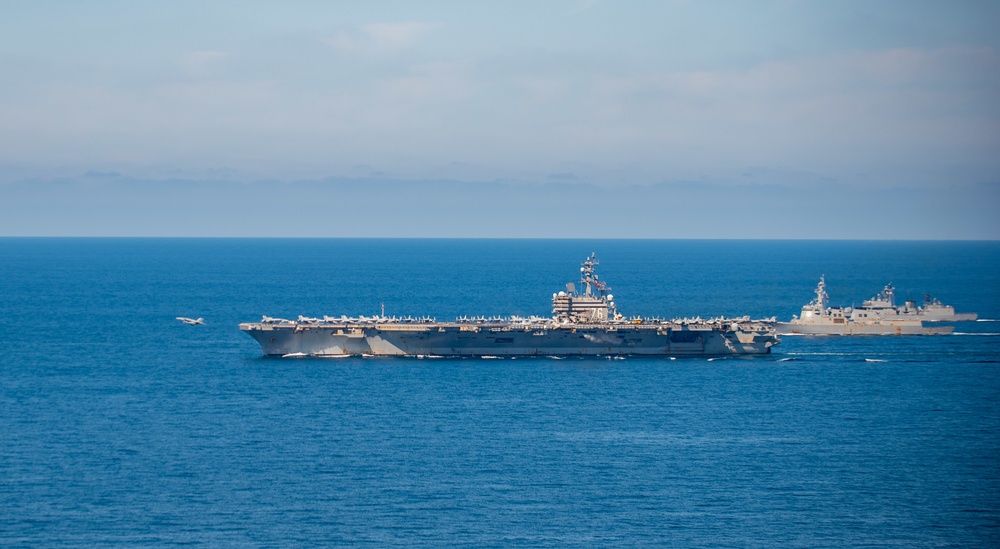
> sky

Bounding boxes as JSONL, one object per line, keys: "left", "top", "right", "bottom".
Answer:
{"left": 1, "top": 0, "right": 998, "bottom": 238}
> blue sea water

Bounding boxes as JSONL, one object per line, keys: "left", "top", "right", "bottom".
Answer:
{"left": 1, "top": 238, "right": 998, "bottom": 547}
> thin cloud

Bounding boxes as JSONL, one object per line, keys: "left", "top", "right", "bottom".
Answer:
{"left": 318, "top": 30, "right": 355, "bottom": 55}
{"left": 321, "top": 22, "right": 439, "bottom": 56}
{"left": 570, "top": 0, "right": 603, "bottom": 13}
{"left": 363, "top": 22, "right": 437, "bottom": 49}
{"left": 178, "top": 50, "right": 229, "bottom": 77}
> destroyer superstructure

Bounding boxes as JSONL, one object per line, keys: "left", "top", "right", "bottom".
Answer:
{"left": 776, "top": 276, "right": 957, "bottom": 335}
{"left": 869, "top": 284, "right": 977, "bottom": 322}
{"left": 240, "top": 254, "right": 779, "bottom": 357}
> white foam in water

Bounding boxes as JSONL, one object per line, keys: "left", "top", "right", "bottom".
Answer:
{"left": 865, "top": 358, "right": 887, "bottom": 363}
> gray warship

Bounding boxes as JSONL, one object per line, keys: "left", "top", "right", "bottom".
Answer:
{"left": 240, "top": 254, "right": 779, "bottom": 357}
{"left": 881, "top": 285, "right": 978, "bottom": 322}
{"left": 775, "top": 276, "right": 962, "bottom": 335}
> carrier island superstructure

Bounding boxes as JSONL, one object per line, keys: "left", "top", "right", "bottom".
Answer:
{"left": 239, "top": 254, "right": 779, "bottom": 357}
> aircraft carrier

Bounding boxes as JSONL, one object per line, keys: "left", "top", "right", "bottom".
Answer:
{"left": 239, "top": 254, "right": 779, "bottom": 357}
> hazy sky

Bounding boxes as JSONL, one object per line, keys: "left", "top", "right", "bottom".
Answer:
{"left": 1, "top": 1, "right": 998, "bottom": 238}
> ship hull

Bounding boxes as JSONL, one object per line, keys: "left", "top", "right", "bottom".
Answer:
{"left": 240, "top": 323, "right": 777, "bottom": 357}
{"left": 917, "top": 312, "right": 977, "bottom": 322}
{"left": 775, "top": 321, "right": 953, "bottom": 335}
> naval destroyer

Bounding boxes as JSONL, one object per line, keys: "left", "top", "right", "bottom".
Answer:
{"left": 882, "top": 286, "right": 978, "bottom": 322}
{"left": 775, "top": 276, "right": 968, "bottom": 335}
{"left": 240, "top": 254, "right": 779, "bottom": 357}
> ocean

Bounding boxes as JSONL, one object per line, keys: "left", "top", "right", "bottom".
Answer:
{"left": 1, "top": 238, "right": 998, "bottom": 546}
